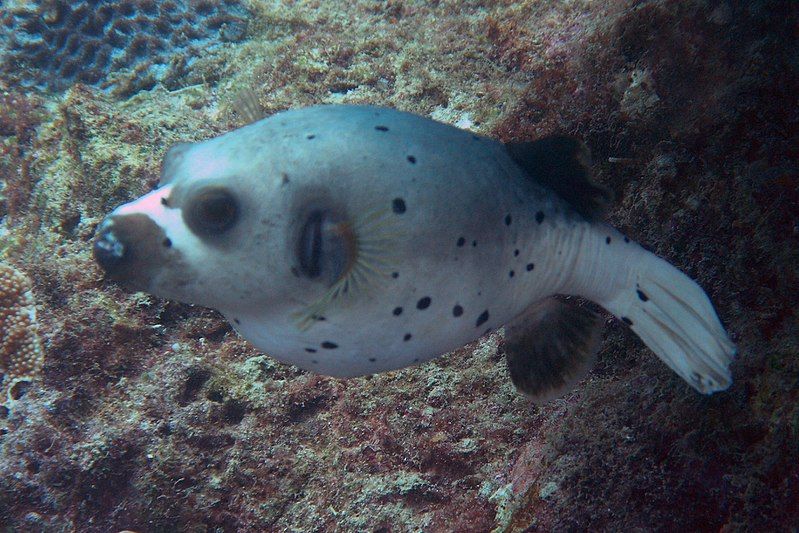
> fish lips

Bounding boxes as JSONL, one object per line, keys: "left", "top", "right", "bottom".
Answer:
{"left": 93, "top": 213, "right": 179, "bottom": 291}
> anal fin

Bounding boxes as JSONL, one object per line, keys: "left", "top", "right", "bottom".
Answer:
{"left": 505, "top": 297, "right": 603, "bottom": 402}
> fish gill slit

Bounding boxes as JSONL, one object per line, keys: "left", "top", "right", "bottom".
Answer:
{"left": 293, "top": 207, "right": 401, "bottom": 330}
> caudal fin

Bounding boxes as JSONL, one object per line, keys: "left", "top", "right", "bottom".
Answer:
{"left": 602, "top": 251, "right": 735, "bottom": 394}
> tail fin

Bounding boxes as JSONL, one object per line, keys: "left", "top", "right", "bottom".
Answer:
{"left": 601, "top": 250, "right": 736, "bottom": 394}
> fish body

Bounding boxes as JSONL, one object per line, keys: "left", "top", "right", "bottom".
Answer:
{"left": 94, "top": 105, "right": 735, "bottom": 397}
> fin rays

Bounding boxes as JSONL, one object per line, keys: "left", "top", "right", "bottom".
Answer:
{"left": 293, "top": 207, "right": 399, "bottom": 330}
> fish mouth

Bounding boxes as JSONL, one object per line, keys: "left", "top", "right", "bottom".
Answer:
{"left": 93, "top": 220, "right": 128, "bottom": 273}
{"left": 92, "top": 213, "right": 171, "bottom": 290}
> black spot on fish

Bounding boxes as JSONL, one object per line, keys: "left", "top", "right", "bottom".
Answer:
{"left": 407, "top": 155, "right": 416, "bottom": 164}
{"left": 514, "top": 249, "right": 520, "bottom": 257}
{"left": 160, "top": 197, "right": 169, "bottom": 207}
{"left": 321, "top": 341, "right": 338, "bottom": 349}
{"left": 369, "top": 357, "right": 377, "bottom": 362}
{"left": 624, "top": 236, "right": 630, "bottom": 243}
{"left": 375, "top": 125, "right": 389, "bottom": 131}
{"left": 392, "top": 198, "right": 406, "bottom": 214}
{"left": 403, "top": 333, "right": 412, "bottom": 341}
{"left": 305, "top": 348, "right": 317, "bottom": 353}
{"left": 637, "top": 290, "right": 649, "bottom": 302}
{"left": 281, "top": 173, "right": 290, "bottom": 186}
{"left": 622, "top": 317, "right": 633, "bottom": 326}
{"left": 606, "top": 236, "right": 612, "bottom": 244}
{"left": 453, "top": 305, "right": 463, "bottom": 317}
{"left": 535, "top": 211, "right": 545, "bottom": 224}
{"left": 504, "top": 214, "right": 512, "bottom": 226}
{"left": 527, "top": 263, "right": 535, "bottom": 271}
{"left": 393, "top": 306, "right": 403, "bottom": 316}
{"left": 509, "top": 270, "right": 515, "bottom": 278}
{"left": 233, "top": 318, "right": 241, "bottom": 325}
{"left": 391, "top": 272, "right": 399, "bottom": 279}
{"left": 417, "top": 297, "right": 431, "bottom": 310}
{"left": 476, "top": 310, "right": 489, "bottom": 328}
{"left": 306, "top": 134, "right": 316, "bottom": 140}
{"left": 472, "top": 240, "right": 477, "bottom": 247}
{"left": 413, "top": 357, "right": 420, "bottom": 362}
{"left": 457, "top": 237, "right": 465, "bottom": 247}
{"left": 472, "top": 135, "right": 480, "bottom": 141}
{"left": 162, "top": 238, "right": 172, "bottom": 248}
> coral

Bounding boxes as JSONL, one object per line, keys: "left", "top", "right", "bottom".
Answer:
{"left": 0, "top": 0, "right": 250, "bottom": 96}
{"left": 0, "top": 263, "right": 43, "bottom": 405}
{"left": 0, "top": 88, "right": 45, "bottom": 223}
{"left": 0, "top": 0, "right": 797, "bottom": 530}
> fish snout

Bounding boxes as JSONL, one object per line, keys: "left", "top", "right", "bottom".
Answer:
{"left": 93, "top": 219, "right": 128, "bottom": 274}
{"left": 93, "top": 213, "right": 170, "bottom": 287}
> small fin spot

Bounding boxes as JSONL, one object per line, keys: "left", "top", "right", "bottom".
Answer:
{"left": 606, "top": 236, "right": 611, "bottom": 244}
{"left": 375, "top": 125, "right": 389, "bottom": 131}
{"left": 407, "top": 155, "right": 416, "bottom": 164}
{"left": 476, "top": 310, "right": 489, "bottom": 328}
{"left": 306, "top": 134, "right": 316, "bottom": 140}
{"left": 369, "top": 357, "right": 377, "bottom": 362}
{"left": 526, "top": 263, "right": 534, "bottom": 271}
{"left": 509, "top": 270, "right": 515, "bottom": 278}
{"left": 514, "top": 249, "right": 520, "bottom": 257}
{"left": 456, "top": 237, "right": 465, "bottom": 247}
{"left": 403, "top": 333, "right": 412, "bottom": 341}
{"left": 504, "top": 214, "right": 512, "bottom": 226}
{"left": 392, "top": 198, "right": 406, "bottom": 214}
{"left": 321, "top": 341, "right": 338, "bottom": 349}
{"left": 453, "top": 305, "right": 463, "bottom": 317}
{"left": 535, "top": 211, "right": 545, "bottom": 224}
{"left": 417, "top": 297, "right": 431, "bottom": 310}
{"left": 472, "top": 240, "right": 477, "bottom": 247}
{"left": 391, "top": 272, "right": 399, "bottom": 279}
{"left": 305, "top": 348, "right": 317, "bottom": 353}
{"left": 162, "top": 238, "right": 172, "bottom": 248}
{"left": 393, "top": 306, "right": 403, "bottom": 316}
{"left": 636, "top": 290, "right": 649, "bottom": 302}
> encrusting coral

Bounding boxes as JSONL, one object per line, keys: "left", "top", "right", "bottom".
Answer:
{"left": 0, "top": 262, "right": 44, "bottom": 405}
{"left": 0, "top": 0, "right": 250, "bottom": 95}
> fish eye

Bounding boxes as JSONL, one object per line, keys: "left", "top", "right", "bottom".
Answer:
{"left": 184, "top": 186, "right": 239, "bottom": 237}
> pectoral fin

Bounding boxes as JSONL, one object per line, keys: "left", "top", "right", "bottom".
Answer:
{"left": 505, "top": 298, "right": 603, "bottom": 402}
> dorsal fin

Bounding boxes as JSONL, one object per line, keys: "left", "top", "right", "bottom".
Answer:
{"left": 505, "top": 136, "right": 612, "bottom": 220}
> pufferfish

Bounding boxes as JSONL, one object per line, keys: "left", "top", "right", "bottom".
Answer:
{"left": 93, "top": 104, "right": 735, "bottom": 400}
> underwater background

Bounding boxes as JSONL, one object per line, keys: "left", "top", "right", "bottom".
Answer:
{"left": 0, "top": 0, "right": 797, "bottom": 531}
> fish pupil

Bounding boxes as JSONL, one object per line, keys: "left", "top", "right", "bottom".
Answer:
{"left": 184, "top": 186, "right": 239, "bottom": 236}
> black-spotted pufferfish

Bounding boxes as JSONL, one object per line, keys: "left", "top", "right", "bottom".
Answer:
{"left": 93, "top": 105, "right": 735, "bottom": 400}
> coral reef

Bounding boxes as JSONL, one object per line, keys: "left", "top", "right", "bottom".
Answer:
{"left": 0, "top": 0, "right": 250, "bottom": 96}
{"left": 0, "top": 262, "right": 44, "bottom": 405}
{"left": 0, "top": 0, "right": 797, "bottom": 531}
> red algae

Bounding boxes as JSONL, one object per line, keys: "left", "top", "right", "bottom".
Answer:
{"left": 0, "top": 0, "right": 797, "bottom": 531}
